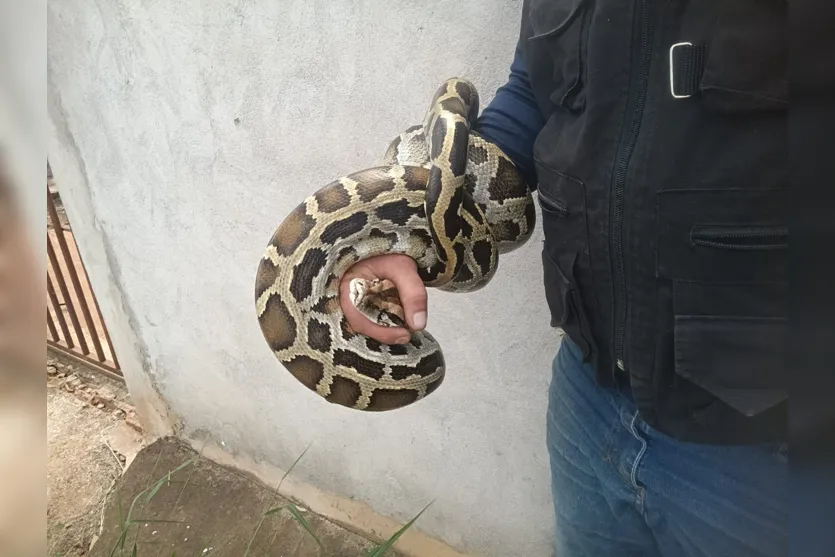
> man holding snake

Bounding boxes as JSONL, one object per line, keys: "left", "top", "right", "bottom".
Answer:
{"left": 339, "top": 1, "right": 788, "bottom": 555}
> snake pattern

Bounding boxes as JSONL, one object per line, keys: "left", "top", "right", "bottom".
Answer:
{"left": 255, "top": 78, "right": 535, "bottom": 411}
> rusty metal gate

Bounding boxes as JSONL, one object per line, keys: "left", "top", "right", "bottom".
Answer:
{"left": 46, "top": 171, "right": 122, "bottom": 381}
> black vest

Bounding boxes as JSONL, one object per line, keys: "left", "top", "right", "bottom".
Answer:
{"left": 520, "top": 0, "right": 787, "bottom": 444}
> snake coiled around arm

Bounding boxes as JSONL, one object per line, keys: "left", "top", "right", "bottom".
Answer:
{"left": 255, "top": 78, "right": 535, "bottom": 411}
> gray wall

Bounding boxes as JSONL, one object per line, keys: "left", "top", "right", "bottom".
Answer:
{"left": 47, "top": 1, "right": 562, "bottom": 555}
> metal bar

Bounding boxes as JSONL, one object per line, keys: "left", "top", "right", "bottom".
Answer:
{"left": 47, "top": 309, "right": 59, "bottom": 341}
{"left": 94, "top": 289, "right": 120, "bottom": 369}
{"left": 46, "top": 232, "right": 88, "bottom": 354}
{"left": 105, "top": 325, "right": 120, "bottom": 369}
{"left": 77, "top": 242, "right": 121, "bottom": 369}
{"left": 47, "top": 343, "right": 125, "bottom": 382}
{"left": 47, "top": 192, "right": 104, "bottom": 360}
{"left": 47, "top": 273, "right": 73, "bottom": 348}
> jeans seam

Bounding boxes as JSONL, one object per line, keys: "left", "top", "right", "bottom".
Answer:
{"left": 628, "top": 411, "right": 648, "bottom": 511}
{"left": 601, "top": 411, "right": 621, "bottom": 464}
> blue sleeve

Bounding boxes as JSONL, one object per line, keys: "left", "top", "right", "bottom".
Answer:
{"left": 473, "top": 46, "right": 545, "bottom": 189}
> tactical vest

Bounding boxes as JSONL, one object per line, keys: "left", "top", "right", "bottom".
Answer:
{"left": 520, "top": 0, "right": 787, "bottom": 443}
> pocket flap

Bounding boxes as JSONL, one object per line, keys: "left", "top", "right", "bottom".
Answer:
{"left": 700, "top": 0, "right": 787, "bottom": 112}
{"left": 528, "top": 0, "right": 587, "bottom": 39}
{"left": 542, "top": 250, "right": 574, "bottom": 327}
{"left": 674, "top": 315, "right": 787, "bottom": 416}
{"left": 526, "top": 0, "right": 589, "bottom": 112}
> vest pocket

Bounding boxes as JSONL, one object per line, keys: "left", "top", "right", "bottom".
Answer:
{"left": 526, "top": 0, "right": 590, "bottom": 113}
{"left": 674, "top": 315, "right": 787, "bottom": 416}
{"left": 657, "top": 188, "right": 788, "bottom": 418}
{"left": 699, "top": 0, "right": 787, "bottom": 113}
{"left": 690, "top": 224, "right": 788, "bottom": 251}
{"left": 536, "top": 160, "right": 594, "bottom": 357}
{"left": 657, "top": 189, "right": 788, "bottom": 283}
{"left": 543, "top": 251, "right": 592, "bottom": 358}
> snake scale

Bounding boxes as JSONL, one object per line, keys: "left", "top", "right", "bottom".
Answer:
{"left": 255, "top": 78, "right": 535, "bottom": 411}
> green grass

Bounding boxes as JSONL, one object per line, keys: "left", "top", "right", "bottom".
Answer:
{"left": 365, "top": 502, "right": 432, "bottom": 557}
{"left": 243, "top": 444, "right": 321, "bottom": 556}
{"left": 107, "top": 458, "right": 194, "bottom": 557}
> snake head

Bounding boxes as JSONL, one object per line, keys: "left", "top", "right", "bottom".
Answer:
{"left": 348, "top": 278, "right": 407, "bottom": 328}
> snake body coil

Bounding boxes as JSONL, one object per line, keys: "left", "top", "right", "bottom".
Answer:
{"left": 255, "top": 79, "right": 535, "bottom": 411}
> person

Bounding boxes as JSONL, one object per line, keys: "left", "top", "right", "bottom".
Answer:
{"left": 341, "top": 1, "right": 788, "bottom": 555}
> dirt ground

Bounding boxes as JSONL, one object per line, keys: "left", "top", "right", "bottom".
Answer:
{"left": 48, "top": 354, "right": 404, "bottom": 557}
{"left": 47, "top": 352, "right": 147, "bottom": 557}
{"left": 90, "top": 438, "right": 402, "bottom": 557}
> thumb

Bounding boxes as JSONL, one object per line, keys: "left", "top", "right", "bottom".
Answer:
{"left": 374, "top": 255, "right": 428, "bottom": 331}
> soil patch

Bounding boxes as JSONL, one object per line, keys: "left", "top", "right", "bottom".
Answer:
{"left": 47, "top": 352, "right": 146, "bottom": 556}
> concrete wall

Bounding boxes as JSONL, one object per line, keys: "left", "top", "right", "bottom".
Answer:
{"left": 47, "top": 1, "right": 562, "bottom": 555}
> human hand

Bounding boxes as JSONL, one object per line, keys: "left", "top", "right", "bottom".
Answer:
{"left": 339, "top": 254, "right": 427, "bottom": 345}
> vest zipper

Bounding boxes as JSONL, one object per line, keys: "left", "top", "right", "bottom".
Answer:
{"left": 537, "top": 190, "right": 569, "bottom": 216}
{"left": 612, "top": 0, "right": 654, "bottom": 371}
{"left": 690, "top": 225, "right": 789, "bottom": 250}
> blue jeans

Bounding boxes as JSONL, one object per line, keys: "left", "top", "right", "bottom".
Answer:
{"left": 547, "top": 338, "right": 787, "bottom": 557}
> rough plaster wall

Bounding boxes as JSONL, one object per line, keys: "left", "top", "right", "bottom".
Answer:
{"left": 47, "top": 1, "right": 562, "bottom": 555}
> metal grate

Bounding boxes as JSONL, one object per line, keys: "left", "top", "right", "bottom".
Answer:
{"left": 46, "top": 180, "right": 122, "bottom": 381}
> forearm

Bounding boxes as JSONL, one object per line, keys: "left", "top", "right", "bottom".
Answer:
{"left": 473, "top": 46, "right": 545, "bottom": 188}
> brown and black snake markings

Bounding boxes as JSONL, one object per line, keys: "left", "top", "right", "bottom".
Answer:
{"left": 255, "top": 78, "right": 535, "bottom": 411}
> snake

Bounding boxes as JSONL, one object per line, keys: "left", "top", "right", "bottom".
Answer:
{"left": 255, "top": 78, "right": 535, "bottom": 411}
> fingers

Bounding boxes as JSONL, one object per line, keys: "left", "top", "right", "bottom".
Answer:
{"left": 338, "top": 254, "right": 427, "bottom": 345}
{"left": 340, "top": 271, "right": 410, "bottom": 344}
{"left": 372, "top": 254, "right": 427, "bottom": 331}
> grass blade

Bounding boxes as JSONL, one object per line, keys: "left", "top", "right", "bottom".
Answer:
{"left": 243, "top": 516, "right": 265, "bottom": 557}
{"left": 277, "top": 444, "right": 312, "bottom": 492}
{"left": 130, "top": 542, "right": 137, "bottom": 557}
{"left": 108, "top": 529, "right": 128, "bottom": 557}
{"left": 144, "top": 459, "right": 196, "bottom": 505}
{"left": 143, "top": 474, "right": 168, "bottom": 506}
{"left": 117, "top": 490, "right": 125, "bottom": 529}
{"left": 366, "top": 502, "right": 432, "bottom": 557}
{"left": 107, "top": 458, "right": 198, "bottom": 557}
{"left": 263, "top": 506, "right": 285, "bottom": 516}
{"left": 245, "top": 445, "right": 312, "bottom": 557}
{"left": 285, "top": 503, "right": 323, "bottom": 547}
